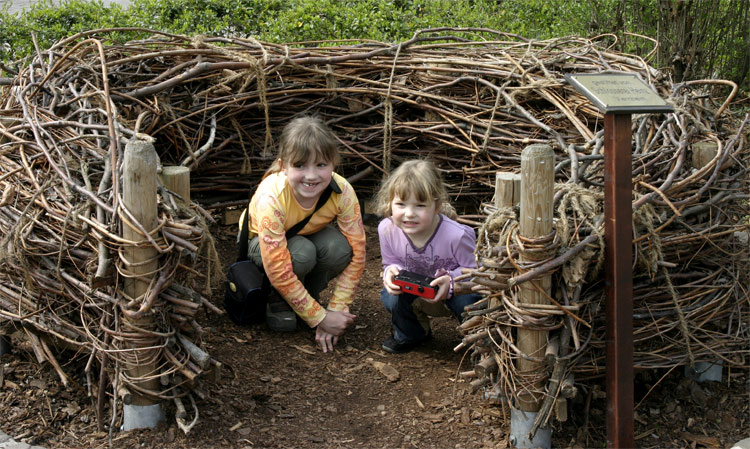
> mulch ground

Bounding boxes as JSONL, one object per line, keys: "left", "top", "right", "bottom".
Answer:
{"left": 0, "top": 223, "right": 747, "bottom": 449}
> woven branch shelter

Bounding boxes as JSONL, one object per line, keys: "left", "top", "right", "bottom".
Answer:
{"left": 0, "top": 27, "right": 748, "bottom": 431}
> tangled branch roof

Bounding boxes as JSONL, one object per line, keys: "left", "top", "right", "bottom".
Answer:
{"left": 0, "top": 27, "right": 747, "bottom": 430}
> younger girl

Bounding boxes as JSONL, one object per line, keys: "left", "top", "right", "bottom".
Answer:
{"left": 240, "top": 116, "right": 366, "bottom": 353}
{"left": 374, "top": 160, "right": 480, "bottom": 354}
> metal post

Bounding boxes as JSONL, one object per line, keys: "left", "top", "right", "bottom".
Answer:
{"left": 603, "top": 113, "right": 634, "bottom": 448}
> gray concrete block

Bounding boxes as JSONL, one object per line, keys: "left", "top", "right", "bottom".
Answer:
{"left": 0, "top": 439, "right": 31, "bottom": 449}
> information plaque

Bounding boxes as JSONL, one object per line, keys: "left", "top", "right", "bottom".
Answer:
{"left": 564, "top": 72, "right": 673, "bottom": 113}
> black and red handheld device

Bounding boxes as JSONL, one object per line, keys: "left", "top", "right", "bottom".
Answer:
{"left": 393, "top": 270, "right": 437, "bottom": 299}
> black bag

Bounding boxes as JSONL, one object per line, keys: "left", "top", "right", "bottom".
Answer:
{"left": 222, "top": 180, "right": 339, "bottom": 325}
{"left": 224, "top": 259, "right": 269, "bottom": 325}
{"left": 223, "top": 203, "right": 269, "bottom": 325}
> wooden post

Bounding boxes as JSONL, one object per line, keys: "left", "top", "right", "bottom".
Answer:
{"left": 685, "top": 139, "right": 723, "bottom": 385}
{"left": 565, "top": 71, "right": 671, "bottom": 449}
{"left": 160, "top": 166, "right": 191, "bottom": 203}
{"left": 517, "top": 144, "right": 554, "bottom": 412}
{"left": 494, "top": 172, "right": 521, "bottom": 210}
{"left": 121, "top": 138, "right": 163, "bottom": 429}
{"left": 603, "top": 113, "right": 634, "bottom": 448}
{"left": 492, "top": 172, "right": 521, "bottom": 309}
{"left": 691, "top": 141, "right": 718, "bottom": 170}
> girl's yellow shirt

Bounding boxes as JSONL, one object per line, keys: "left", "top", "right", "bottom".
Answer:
{"left": 240, "top": 172, "right": 366, "bottom": 327}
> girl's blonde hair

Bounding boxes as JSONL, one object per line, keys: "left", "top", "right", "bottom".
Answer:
{"left": 265, "top": 115, "right": 340, "bottom": 176}
{"left": 374, "top": 160, "right": 456, "bottom": 219}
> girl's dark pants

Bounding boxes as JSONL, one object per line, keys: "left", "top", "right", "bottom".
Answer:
{"left": 380, "top": 289, "right": 481, "bottom": 343}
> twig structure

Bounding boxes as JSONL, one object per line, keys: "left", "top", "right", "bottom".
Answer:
{"left": 0, "top": 27, "right": 748, "bottom": 432}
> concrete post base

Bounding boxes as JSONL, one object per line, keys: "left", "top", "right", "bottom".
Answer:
{"left": 685, "top": 361, "right": 722, "bottom": 382}
{"left": 122, "top": 403, "right": 165, "bottom": 431}
{"left": 510, "top": 407, "right": 552, "bottom": 449}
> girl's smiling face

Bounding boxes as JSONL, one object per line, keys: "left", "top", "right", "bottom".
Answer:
{"left": 282, "top": 156, "right": 333, "bottom": 208}
{"left": 390, "top": 193, "right": 440, "bottom": 242}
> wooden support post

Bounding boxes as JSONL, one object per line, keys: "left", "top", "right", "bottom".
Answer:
{"left": 121, "top": 138, "right": 163, "bottom": 428}
{"left": 517, "top": 144, "right": 554, "bottom": 413}
{"left": 603, "top": 113, "right": 634, "bottom": 448}
{"left": 494, "top": 172, "right": 521, "bottom": 210}
{"left": 160, "top": 166, "right": 191, "bottom": 203}
{"left": 691, "top": 141, "right": 718, "bottom": 170}
{"left": 565, "top": 71, "right": 670, "bottom": 449}
{"left": 492, "top": 172, "right": 521, "bottom": 309}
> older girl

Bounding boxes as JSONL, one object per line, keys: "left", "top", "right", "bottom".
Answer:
{"left": 240, "top": 116, "right": 365, "bottom": 352}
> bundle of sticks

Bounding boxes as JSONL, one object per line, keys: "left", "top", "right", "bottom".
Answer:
{"left": 0, "top": 27, "right": 748, "bottom": 430}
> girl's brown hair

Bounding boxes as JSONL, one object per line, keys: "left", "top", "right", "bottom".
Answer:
{"left": 265, "top": 115, "right": 340, "bottom": 176}
{"left": 374, "top": 160, "right": 456, "bottom": 219}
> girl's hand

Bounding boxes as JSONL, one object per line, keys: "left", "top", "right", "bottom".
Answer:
{"left": 315, "top": 327, "right": 339, "bottom": 353}
{"left": 316, "top": 310, "right": 356, "bottom": 352}
{"left": 318, "top": 310, "right": 355, "bottom": 335}
{"left": 428, "top": 274, "right": 452, "bottom": 302}
{"left": 383, "top": 266, "right": 402, "bottom": 295}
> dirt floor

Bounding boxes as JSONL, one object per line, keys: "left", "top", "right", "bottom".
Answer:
{"left": 0, "top": 222, "right": 748, "bottom": 449}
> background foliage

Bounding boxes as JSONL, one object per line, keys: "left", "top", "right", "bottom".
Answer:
{"left": 1, "top": 0, "right": 749, "bottom": 93}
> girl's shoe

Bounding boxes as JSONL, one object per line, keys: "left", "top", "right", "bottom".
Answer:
{"left": 381, "top": 331, "right": 431, "bottom": 354}
{"left": 265, "top": 291, "right": 297, "bottom": 332}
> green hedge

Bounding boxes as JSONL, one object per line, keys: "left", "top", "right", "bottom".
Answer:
{"left": 1, "top": 0, "right": 132, "bottom": 65}
{"left": 1, "top": 0, "right": 593, "bottom": 69}
{"left": 1, "top": 0, "right": 747, "bottom": 92}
